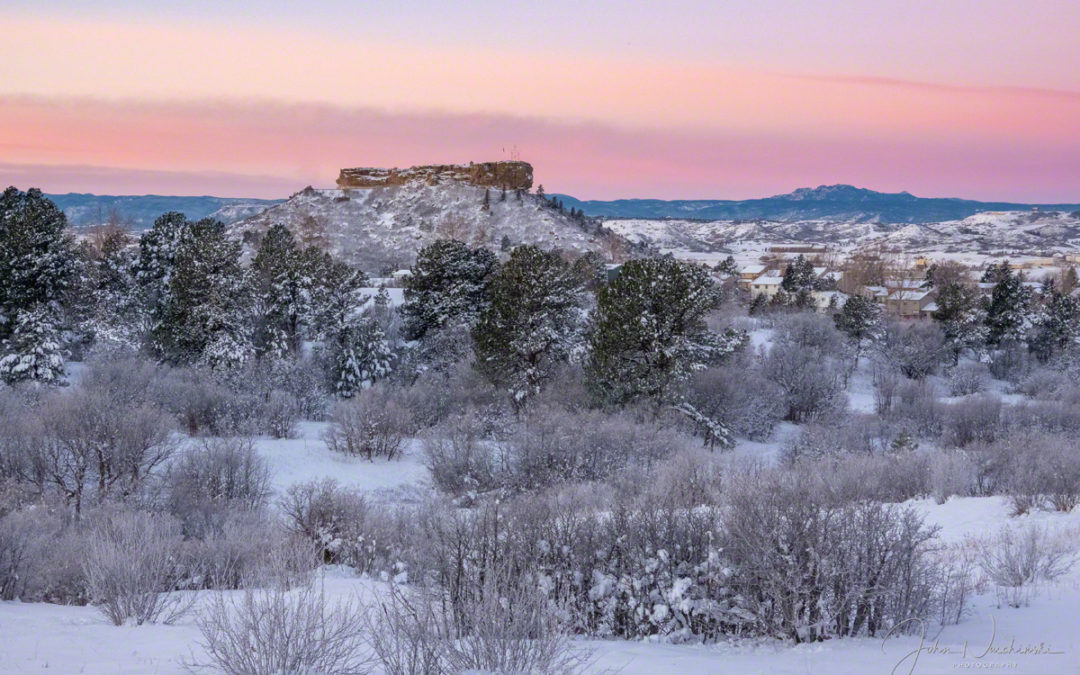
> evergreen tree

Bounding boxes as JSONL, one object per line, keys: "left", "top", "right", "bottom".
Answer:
{"left": 780, "top": 254, "right": 815, "bottom": 294}
{"left": 0, "top": 188, "right": 76, "bottom": 380}
{"left": 0, "top": 187, "right": 76, "bottom": 344}
{"left": 586, "top": 258, "right": 746, "bottom": 406}
{"left": 151, "top": 219, "right": 253, "bottom": 368}
{"left": 136, "top": 211, "right": 192, "bottom": 311}
{"left": 984, "top": 265, "right": 1032, "bottom": 346}
{"left": 472, "top": 245, "right": 583, "bottom": 405}
{"left": 83, "top": 228, "right": 145, "bottom": 351}
{"left": 253, "top": 224, "right": 311, "bottom": 359}
{"left": 400, "top": 239, "right": 497, "bottom": 341}
{"left": 1062, "top": 267, "right": 1078, "bottom": 295}
{"left": 833, "top": 295, "right": 883, "bottom": 353}
{"left": 1030, "top": 290, "right": 1080, "bottom": 362}
{"left": 932, "top": 281, "right": 987, "bottom": 362}
{"left": 331, "top": 316, "right": 393, "bottom": 398}
{"left": 0, "top": 306, "right": 65, "bottom": 384}
{"left": 715, "top": 255, "right": 739, "bottom": 277}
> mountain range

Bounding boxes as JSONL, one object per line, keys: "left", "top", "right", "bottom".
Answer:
{"left": 555, "top": 185, "right": 1080, "bottom": 224}
{"left": 44, "top": 193, "right": 282, "bottom": 228}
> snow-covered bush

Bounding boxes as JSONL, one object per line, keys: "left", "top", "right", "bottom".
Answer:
{"left": 977, "top": 525, "right": 1076, "bottom": 608}
{"left": 82, "top": 509, "right": 192, "bottom": 625}
{"left": 196, "top": 581, "right": 371, "bottom": 675}
{"left": 929, "top": 451, "right": 978, "bottom": 504}
{"left": 941, "top": 394, "right": 1002, "bottom": 447}
{"left": 687, "top": 365, "right": 785, "bottom": 441}
{"left": 762, "top": 339, "right": 845, "bottom": 422}
{"left": 279, "top": 479, "right": 380, "bottom": 571}
{"left": 880, "top": 320, "right": 946, "bottom": 380}
{"left": 161, "top": 437, "right": 271, "bottom": 538}
{"left": 947, "top": 362, "right": 989, "bottom": 396}
{"left": 323, "top": 388, "right": 410, "bottom": 461}
{"left": 422, "top": 412, "right": 502, "bottom": 496}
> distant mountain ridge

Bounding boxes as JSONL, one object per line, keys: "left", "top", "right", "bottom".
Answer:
{"left": 555, "top": 185, "right": 1080, "bottom": 224}
{"left": 44, "top": 193, "right": 282, "bottom": 228}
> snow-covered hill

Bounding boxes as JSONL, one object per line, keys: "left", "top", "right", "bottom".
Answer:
{"left": 608, "top": 209, "right": 1080, "bottom": 256}
{"left": 231, "top": 183, "right": 615, "bottom": 271}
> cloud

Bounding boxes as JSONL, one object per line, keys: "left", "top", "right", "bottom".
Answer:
{"left": 2, "top": 96, "right": 1079, "bottom": 201}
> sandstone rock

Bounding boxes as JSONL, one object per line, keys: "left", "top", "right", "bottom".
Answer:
{"left": 337, "top": 161, "right": 533, "bottom": 190}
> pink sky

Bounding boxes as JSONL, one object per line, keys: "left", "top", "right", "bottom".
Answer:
{"left": 2, "top": 4, "right": 1079, "bottom": 201}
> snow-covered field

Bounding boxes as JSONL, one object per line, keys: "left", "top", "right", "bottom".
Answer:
{"left": 4, "top": 494, "right": 1078, "bottom": 674}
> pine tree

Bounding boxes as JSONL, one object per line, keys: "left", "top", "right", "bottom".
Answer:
{"left": 331, "top": 316, "right": 393, "bottom": 398}
{"left": 472, "top": 245, "right": 583, "bottom": 405}
{"left": 0, "top": 188, "right": 76, "bottom": 345}
{"left": 400, "top": 239, "right": 497, "bottom": 341}
{"left": 932, "top": 281, "right": 987, "bottom": 362}
{"left": 253, "top": 224, "right": 311, "bottom": 359}
{"left": 151, "top": 218, "right": 254, "bottom": 368}
{"left": 0, "top": 306, "right": 65, "bottom": 384}
{"left": 780, "top": 254, "right": 815, "bottom": 294}
{"left": 586, "top": 258, "right": 746, "bottom": 406}
{"left": 984, "top": 265, "right": 1032, "bottom": 346}
{"left": 833, "top": 295, "right": 882, "bottom": 357}
{"left": 715, "top": 255, "right": 739, "bottom": 277}
{"left": 1030, "top": 290, "right": 1080, "bottom": 362}
{"left": 136, "top": 211, "right": 192, "bottom": 311}
{"left": 83, "top": 228, "right": 145, "bottom": 351}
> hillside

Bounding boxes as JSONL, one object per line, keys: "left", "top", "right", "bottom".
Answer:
{"left": 44, "top": 193, "right": 281, "bottom": 228}
{"left": 231, "top": 182, "right": 618, "bottom": 271}
{"left": 608, "top": 209, "right": 1080, "bottom": 256}
{"left": 558, "top": 184, "right": 1080, "bottom": 224}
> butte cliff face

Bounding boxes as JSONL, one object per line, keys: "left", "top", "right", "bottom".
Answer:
{"left": 233, "top": 161, "right": 623, "bottom": 272}
{"left": 337, "top": 161, "right": 533, "bottom": 190}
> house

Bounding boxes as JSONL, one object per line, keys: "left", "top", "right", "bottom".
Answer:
{"left": 750, "top": 274, "right": 784, "bottom": 299}
{"left": 885, "top": 289, "right": 934, "bottom": 318}
{"left": 810, "top": 290, "right": 847, "bottom": 311}
{"left": 738, "top": 264, "right": 767, "bottom": 289}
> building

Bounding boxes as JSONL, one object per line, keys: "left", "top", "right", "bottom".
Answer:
{"left": 750, "top": 274, "right": 784, "bottom": 299}
{"left": 884, "top": 289, "right": 934, "bottom": 318}
{"left": 810, "top": 290, "right": 847, "bottom": 311}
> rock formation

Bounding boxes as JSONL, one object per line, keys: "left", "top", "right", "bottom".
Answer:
{"left": 337, "top": 161, "right": 533, "bottom": 190}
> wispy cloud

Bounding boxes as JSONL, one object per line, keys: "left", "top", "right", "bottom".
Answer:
{"left": 3, "top": 95, "right": 1079, "bottom": 201}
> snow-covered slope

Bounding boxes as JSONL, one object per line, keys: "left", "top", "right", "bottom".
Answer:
{"left": 609, "top": 210, "right": 1080, "bottom": 256}
{"left": 231, "top": 183, "right": 613, "bottom": 271}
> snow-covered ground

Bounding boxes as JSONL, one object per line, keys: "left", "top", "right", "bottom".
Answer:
{"left": 3, "top": 495, "right": 1077, "bottom": 674}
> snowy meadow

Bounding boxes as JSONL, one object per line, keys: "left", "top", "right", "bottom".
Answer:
{"left": 2, "top": 188, "right": 1080, "bottom": 673}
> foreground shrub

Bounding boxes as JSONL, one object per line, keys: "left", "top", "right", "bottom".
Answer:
{"left": 323, "top": 389, "right": 410, "bottom": 461}
{"left": 196, "top": 581, "right": 371, "bottom": 675}
{"left": 82, "top": 509, "right": 192, "bottom": 625}
{"left": 976, "top": 525, "right": 1076, "bottom": 608}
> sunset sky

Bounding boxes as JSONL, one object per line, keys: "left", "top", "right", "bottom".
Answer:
{"left": 2, "top": 1, "right": 1079, "bottom": 200}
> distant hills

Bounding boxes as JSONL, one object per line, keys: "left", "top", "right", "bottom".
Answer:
{"left": 555, "top": 185, "right": 1080, "bottom": 224}
{"left": 41, "top": 185, "right": 1080, "bottom": 232}
{"left": 44, "top": 193, "right": 282, "bottom": 228}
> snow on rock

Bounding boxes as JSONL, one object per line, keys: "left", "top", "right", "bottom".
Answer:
{"left": 231, "top": 183, "right": 615, "bottom": 272}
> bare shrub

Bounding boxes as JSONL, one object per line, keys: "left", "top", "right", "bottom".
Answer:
{"left": 947, "top": 362, "right": 989, "bottom": 396}
{"left": 0, "top": 503, "right": 66, "bottom": 600}
{"left": 368, "top": 574, "right": 591, "bottom": 675}
{"left": 323, "top": 389, "right": 410, "bottom": 461}
{"left": 162, "top": 437, "right": 271, "bottom": 537}
{"left": 280, "top": 479, "right": 376, "bottom": 570}
{"left": 761, "top": 340, "right": 845, "bottom": 423}
{"left": 941, "top": 394, "right": 1001, "bottom": 448}
{"left": 422, "top": 413, "right": 501, "bottom": 496}
{"left": 82, "top": 509, "right": 192, "bottom": 625}
{"left": 687, "top": 365, "right": 785, "bottom": 440}
{"left": 195, "top": 581, "right": 372, "bottom": 675}
{"left": 929, "top": 452, "right": 977, "bottom": 504}
{"left": 976, "top": 525, "right": 1076, "bottom": 608}
{"left": 881, "top": 320, "right": 946, "bottom": 380}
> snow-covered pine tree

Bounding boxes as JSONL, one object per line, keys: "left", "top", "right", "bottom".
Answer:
{"left": 781, "top": 254, "right": 815, "bottom": 294}
{"left": 832, "top": 294, "right": 882, "bottom": 358}
{"left": 151, "top": 218, "right": 254, "bottom": 368}
{"left": 1029, "top": 289, "right": 1080, "bottom": 362}
{"left": 472, "top": 245, "right": 583, "bottom": 406}
{"left": 932, "top": 281, "right": 987, "bottom": 363}
{"left": 400, "top": 239, "right": 497, "bottom": 341}
{"left": 586, "top": 257, "right": 746, "bottom": 406}
{"left": 253, "top": 223, "right": 311, "bottom": 359}
{"left": 0, "top": 188, "right": 76, "bottom": 345}
{"left": 0, "top": 306, "right": 65, "bottom": 384}
{"left": 715, "top": 255, "right": 739, "bottom": 277}
{"left": 984, "top": 264, "right": 1032, "bottom": 346}
{"left": 331, "top": 317, "right": 393, "bottom": 398}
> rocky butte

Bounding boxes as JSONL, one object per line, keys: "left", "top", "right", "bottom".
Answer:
{"left": 337, "top": 161, "right": 533, "bottom": 190}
